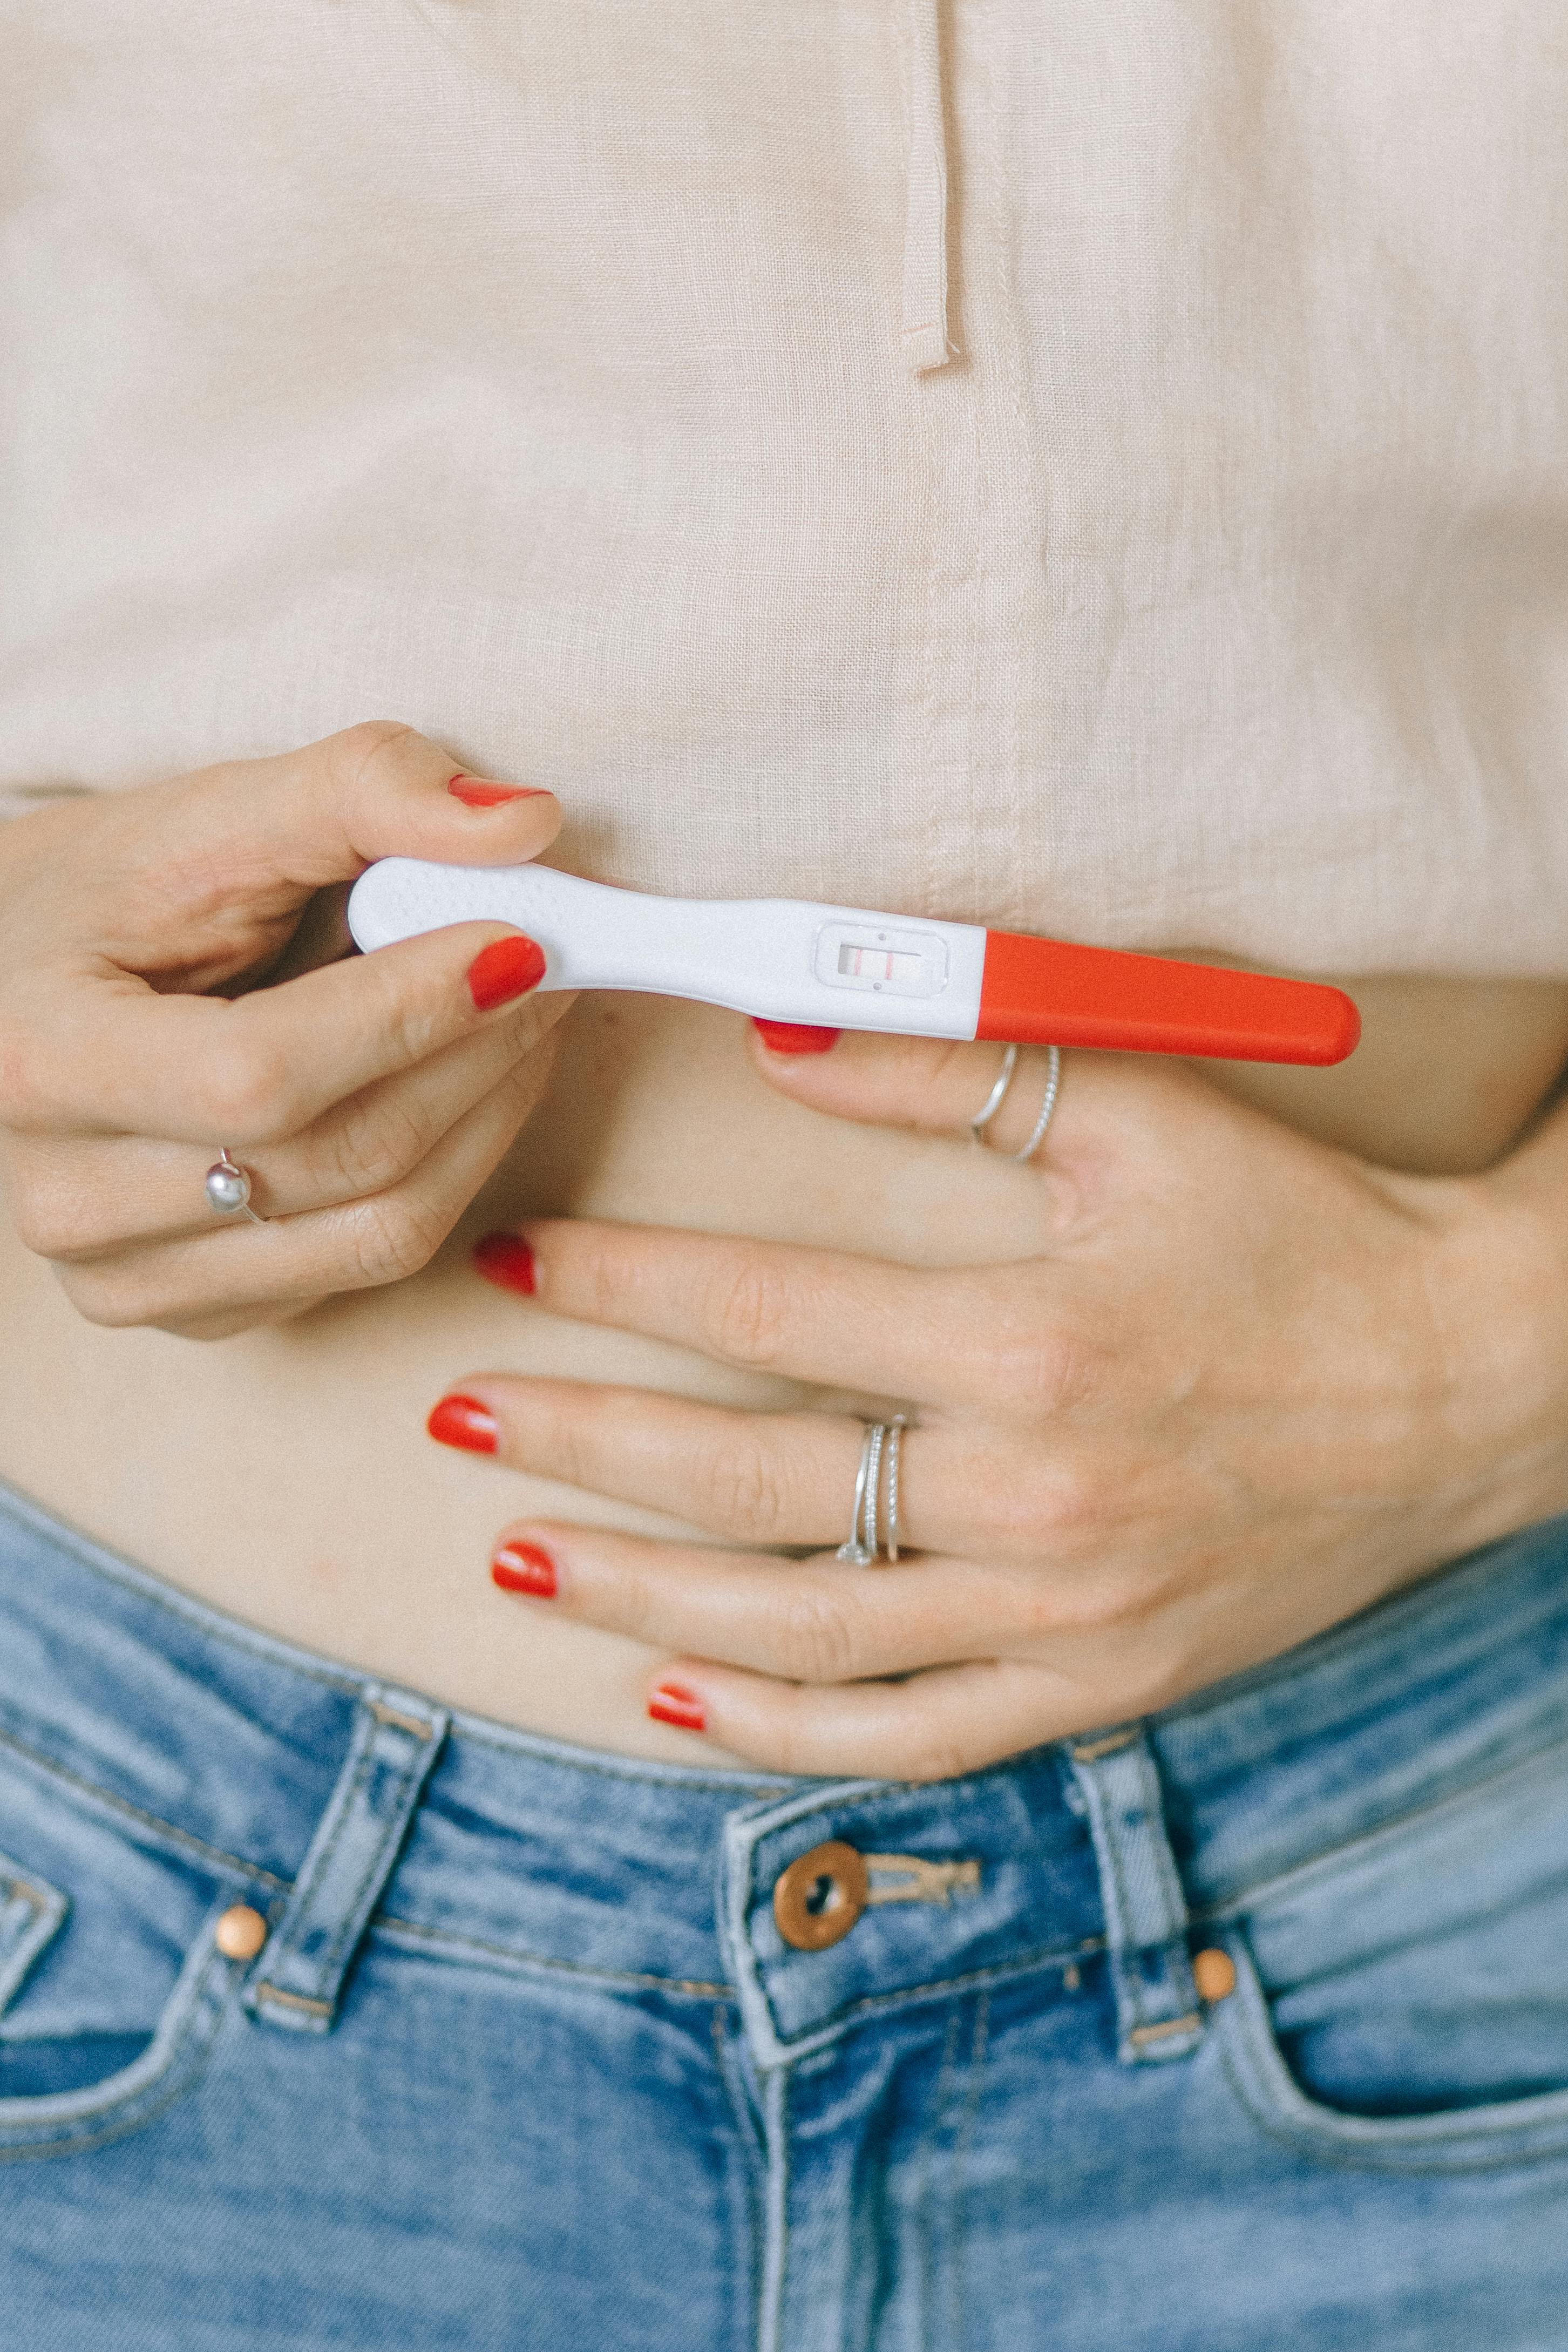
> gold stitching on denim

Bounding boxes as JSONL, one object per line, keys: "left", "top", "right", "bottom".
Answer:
{"left": 1128, "top": 2012, "right": 1202, "bottom": 2046}
{"left": 252, "top": 1983, "right": 333, "bottom": 2017}
{"left": 367, "top": 1700, "right": 435, "bottom": 1739}
{"left": 1067, "top": 1729, "right": 1139, "bottom": 1763}
{"left": 863, "top": 1853, "right": 981, "bottom": 1907}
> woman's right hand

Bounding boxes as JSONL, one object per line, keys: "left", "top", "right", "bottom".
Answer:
{"left": 0, "top": 722, "right": 569, "bottom": 1339}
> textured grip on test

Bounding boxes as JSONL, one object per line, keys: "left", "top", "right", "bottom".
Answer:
{"left": 975, "top": 933, "right": 1361, "bottom": 1065}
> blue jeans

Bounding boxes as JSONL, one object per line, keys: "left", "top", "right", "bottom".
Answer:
{"left": 3, "top": 1476, "right": 1568, "bottom": 2350}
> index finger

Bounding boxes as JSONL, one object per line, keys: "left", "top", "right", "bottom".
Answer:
{"left": 18, "top": 921, "right": 561, "bottom": 1145}
{"left": 493, "top": 1217, "right": 995, "bottom": 1408}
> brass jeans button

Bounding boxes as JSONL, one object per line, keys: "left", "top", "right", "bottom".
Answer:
{"left": 772, "top": 1840, "right": 869, "bottom": 1951}
{"left": 1192, "top": 1946, "right": 1237, "bottom": 2003}
{"left": 214, "top": 1903, "right": 269, "bottom": 1961}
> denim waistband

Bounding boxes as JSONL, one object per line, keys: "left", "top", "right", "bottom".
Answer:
{"left": 4, "top": 1477, "right": 1567, "bottom": 2066}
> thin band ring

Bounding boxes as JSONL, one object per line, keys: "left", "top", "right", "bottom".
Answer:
{"left": 836, "top": 1422, "right": 883, "bottom": 1563}
{"left": 204, "top": 1149, "right": 265, "bottom": 1225}
{"left": 1006, "top": 1043, "right": 1062, "bottom": 1164}
{"left": 969, "top": 1043, "right": 1019, "bottom": 1143}
{"left": 883, "top": 1415, "right": 906, "bottom": 1562}
{"left": 971, "top": 1042, "right": 1063, "bottom": 1164}
{"left": 836, "top": 1414, "right": 908, "bottom": 1564}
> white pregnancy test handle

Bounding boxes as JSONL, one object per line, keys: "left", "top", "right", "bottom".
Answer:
{"left": 347, "top": 859, "right": 1360, "bottom": 1063}
{"left": 349, "top": 860, "right": 986, "bottom": 1038}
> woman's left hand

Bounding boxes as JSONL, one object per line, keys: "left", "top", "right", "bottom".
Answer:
{"left": 430, "top": 1026, "right": 1568, "bottom": 1778}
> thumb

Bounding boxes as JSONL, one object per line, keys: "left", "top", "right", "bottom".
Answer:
{"left": 86, "top": 721, "right": 562, "bottom": 952}
{"left": 240, "top": 720, "right": 563, "bottom": 886}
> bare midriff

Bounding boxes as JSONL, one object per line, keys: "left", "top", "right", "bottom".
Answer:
{"left": 2, "top": 971, "right": 1566, "bottom": 1763}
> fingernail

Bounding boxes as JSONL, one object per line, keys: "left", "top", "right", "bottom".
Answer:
{"left": 751, "top": 1020, "right": 839, "bottom": 1056}
{"left": 473, "top": 1232, "right": 535, "bottom": 1296}
{"left": 467, "top": 935, "right": 546, "bottom": 1009}
{"left": 648, "top": 1681, "right": 706, "bottom": 1733}
{"left": 448, "top": 775, "right": 552, "bottom": 808}
{"left": 427, "top": 1394, "right": 498, "bottom": 1454}
{"left": 491, "top": 1540, "right": 558, "bottom": 1598}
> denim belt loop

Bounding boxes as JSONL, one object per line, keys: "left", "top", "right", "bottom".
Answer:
{"left": 244, "top": 1688, "right": 450, "bottom": 2036}
{"left": 1065, "top": 1725, "right": 1204, "bottom": 2065}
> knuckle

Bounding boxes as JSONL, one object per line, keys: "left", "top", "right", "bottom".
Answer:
{"left": 572, "top": 1235, "right": 633, "bottom": 1327}
{"left": 345, "top": 1186, "right": 449, "bottom": 1286}
{"left": 1020, "top": 1556, "right": 1151, "bottom": 1639}
{"left": 540, "top": 1396, "right": 613, "bottom": 1497}
{"left": 203, "top": 1036, "right": 297, "bottom": 1147}
{"left": 1010, "top": 1462, "right": 1107, "bottom": 1556}
{"left": 331, "top": 719, "right": 418, "bottom": 785}
{"left": 702, "top": 1435, "right": 791, "bottom": 1541}
{"left": 994, "top": 1327, "right": 1099, "bottom": 1421}
{"left": 700, "top": 1254, "right": 794, "bottom": 1369}
{"left": 319, "top": 1093, "right": 432, "bottom": 1198}
{"left": 757, "top": 1701, "right": 839, "bottom": 1780}
{"left": 775, "top": 1585, "right": 866, "bottom": 1684}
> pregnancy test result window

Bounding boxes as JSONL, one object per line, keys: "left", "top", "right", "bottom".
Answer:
{"left": 814, "top": 924, "right": 948, "bottom": 998}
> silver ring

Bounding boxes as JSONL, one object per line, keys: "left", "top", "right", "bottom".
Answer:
{"left": 836, "top": 1414, "right": 907, "bottom": 1564}
{"left": 883, "top": 1415, "right": 905, "bottom": 1562}
{"left": 973, "top": 1044, "right": 1062, "bottom": 1165}
{"left": 1008, "top": 1044, "right": 1062, "bottom": 1164}
{"left": 969, "top": 1043, "right": 1019, "bottom": 1142}
{"left": 204, "top": 1149, "right": 264, "bottom": 1225}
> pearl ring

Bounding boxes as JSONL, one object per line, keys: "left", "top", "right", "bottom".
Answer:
{"left": 204, "top": 1149, "right": 266, "bottom": 1224}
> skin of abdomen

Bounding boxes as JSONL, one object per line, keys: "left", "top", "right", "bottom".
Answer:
{"left": 0, "top": 978, "right": 1564, "bottom": 1761}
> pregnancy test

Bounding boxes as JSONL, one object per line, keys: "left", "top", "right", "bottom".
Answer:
{"left": 347, "top": 860, "right": 1360, "bottom": 1065}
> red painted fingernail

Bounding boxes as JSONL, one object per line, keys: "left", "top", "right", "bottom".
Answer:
{"left": 751, "top": 1020, "right": 839, "bottom": 1055}
{"left": 473, "top": 1233, "right": 536, "bottom": 1296}
{"left": 447, "top": 775, "right": 552, "bottom": 808}
{"left": 491, "top": 1540, "right": 558, "bottom": 1598}
{"left": 427, "top": 1394, "right": 499, "bottom": 1454}
{"left": 648, "top": 1682, "right": 707, "bottom": 1733}
{"left": 467, "top": 934, "right": 547, "bottom": 1008}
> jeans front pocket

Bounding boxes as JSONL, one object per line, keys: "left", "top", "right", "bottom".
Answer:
{"left": 0, "top": 1748, "right": 243, "bottom": 2161}
{"left": 1209, "top": 1732, "right": 1568, "bottom": 2171}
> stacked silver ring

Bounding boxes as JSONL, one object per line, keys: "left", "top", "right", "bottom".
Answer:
{"left": 836, "top": 1415, "right": 907, "bottom": 1564}
{"left": 970, "top": 1042, "right": 1062, "bottom": 1163}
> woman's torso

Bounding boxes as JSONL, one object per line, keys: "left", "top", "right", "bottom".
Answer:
{"left": 3, "top": 979, "right": 1566, "bottom": 1764}
{"left": 6, "top": 8, "right": 1568, "bottom": 1754}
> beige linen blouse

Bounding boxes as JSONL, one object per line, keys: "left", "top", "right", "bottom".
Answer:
{"left": 2, "top": 3, "right": 1566, "bottom": 976}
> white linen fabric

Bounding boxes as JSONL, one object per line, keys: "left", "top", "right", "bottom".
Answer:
{"left": 2, "top": 3, "right": 1566, "bottom": 974}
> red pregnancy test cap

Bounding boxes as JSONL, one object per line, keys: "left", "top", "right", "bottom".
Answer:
{"left": 976, "top": 933, "right": 1361, "bottom": 1065}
